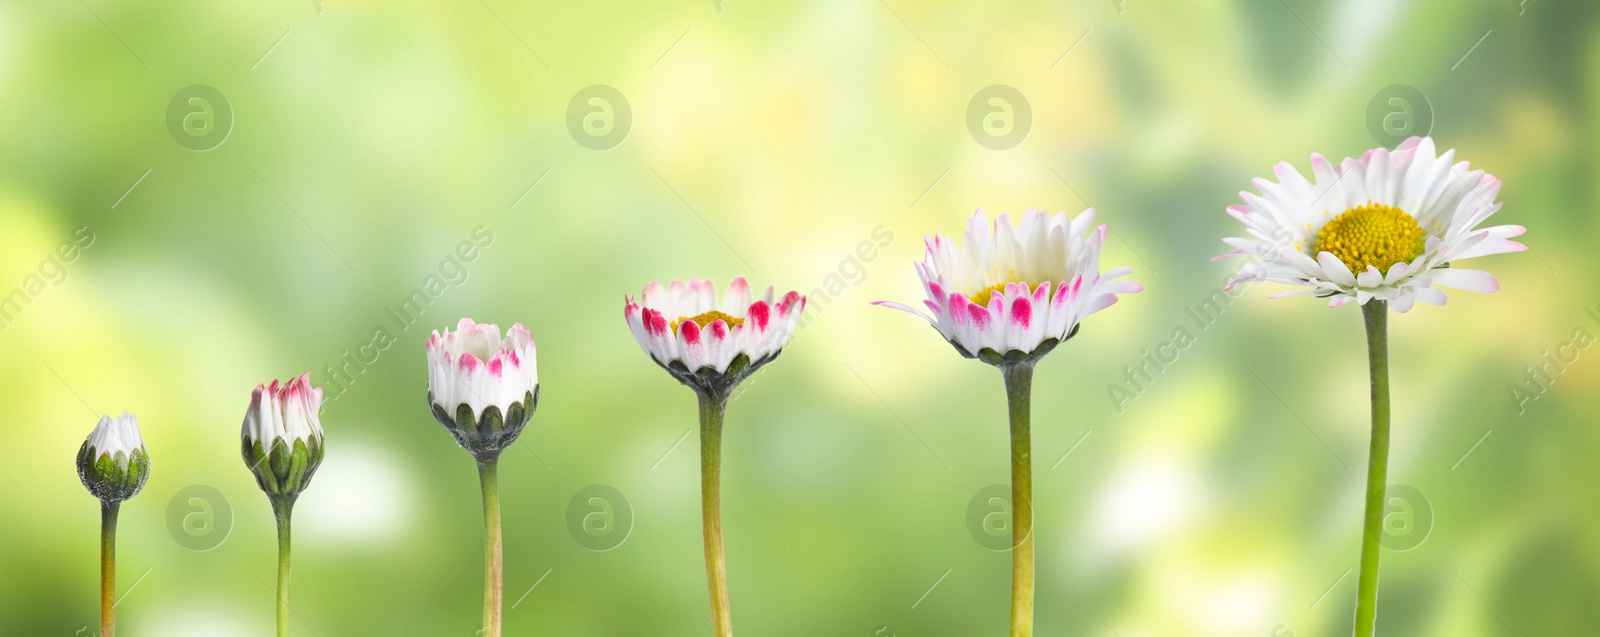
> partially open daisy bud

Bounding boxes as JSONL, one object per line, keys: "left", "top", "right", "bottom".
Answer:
{"left": 623, "top": 277, "right": 806, "bottom": 401}
{"left": 77, "top": 412, "right": 150, "bottom": 504}
{"left": 426, "top": 318, "right": 539, "bottom": 461}
{"left": 875, "top": 209, "right": 1142, "bottom": 367}
{"left": 241, "top": 373, "right": 326, "bottom": 503}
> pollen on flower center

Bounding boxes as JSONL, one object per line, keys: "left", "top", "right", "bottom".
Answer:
{"left": 970, "top": 281, "right": 1033, "bottom": 307}
{"left": 1313, "top": 203, "right": 1427, "bottom": 274}
{"left": 670, "top": 310, "right": 745, "bottom": 333}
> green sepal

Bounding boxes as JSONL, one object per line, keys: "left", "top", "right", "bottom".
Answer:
{"left": 429, "top": 387, "right": 538, "bottom": 462}
{"left": 953, "top": 325, "right": 1075, "bottom": 368}
{"left": 77, "top": 442, "right": 150, "bottom": 503}
{"left": 242, "top": 433, "right": 324, "bottom": 500}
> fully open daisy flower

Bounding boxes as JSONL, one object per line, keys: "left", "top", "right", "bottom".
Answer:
{"left": 875, "top": 209, "right": 1142, "bottom": 362}
{"left": 1217, "top": 137, "right": 1526, "bottom": 312}
{"left": 624, "top": 277, "right": 805, "bottom": 394}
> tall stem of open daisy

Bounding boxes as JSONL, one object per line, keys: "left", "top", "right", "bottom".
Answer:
{"left": 100, "top": 501, "right": 119, "bottom": 637}
{"left": 1002, "top": 362, "right": 1035, "bottom": 637}
{"left": 697, "top": 392, "right": 733, "bottom": 637}
{"left": 478, "top": 457, "right": 503, "bottom": 637}
{"left": 271, "top": 498, "right": 295, "bottom": 637}
{"left": 1353, "top": 300, "right": 1391, "bottom": 637}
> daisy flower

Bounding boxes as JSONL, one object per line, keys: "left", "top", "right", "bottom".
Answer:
{"left": 875, "top": 209, "right": 1141, "bottom": 637}
{"left": 424, "top": 318, "right": 540, "bottom": 637}
{"left": 239, "top": 373, "right": 327, "bottom": 637}
{"left": 623, "top": 277, "right": 806, "bottom": 637}
{"left": 624, "top": 277, "right": 805, "bottom": 399}
{"left": 76, "top": 412, "right": 150, "bottom": 637}
{"left": 1217, "top": 138, "right": 1526, "bottom": 637}
{"left": 1218, "top": 136, "right": 1525, "bottom": 312}
{"left": 874, "top": 209, "right": 1142, "bottom": 364}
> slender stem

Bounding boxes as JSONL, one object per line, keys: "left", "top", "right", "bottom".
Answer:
{"left": 1002, "top": 363, "right": 1035, "bottom": 637}
{"left": 697, "top": 392, "right": 733, "bottom": 637}
{"left": 1354, "top": 300, "right": 1391, "bottom": 637}
{"left": 100, "top": 501, "right": 119, "bottom": 637}
{"left": 479, "top": 458, "right": 503, "bottom": 637}
{"left": 273, "top": 498, "right": 294, "bottom": 637}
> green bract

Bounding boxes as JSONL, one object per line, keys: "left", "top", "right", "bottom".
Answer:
{"left": 242, "top": 433, "right": 325, "bottom": 502}
{"left": 428, "top": 388, "right": 538, "bottom": 461}
{"left": 76, "top": 443, "right": 150, "bottom": 503}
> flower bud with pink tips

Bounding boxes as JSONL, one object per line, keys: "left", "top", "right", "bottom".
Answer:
{"left": 424, "top": 318, "right": 540, "bottom": 637}
{"left": 425, "top": 318, "right": 540, "bottom": 461}
{"left": 241, "top": 373, "right": 326, "bottom": 502}
{"left": 239, "top": 372, "right": 326, "bottom": 637}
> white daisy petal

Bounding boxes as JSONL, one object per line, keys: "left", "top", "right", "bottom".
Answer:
{"left": 1430, "top": 269, "right": 1500, "bottom": 293}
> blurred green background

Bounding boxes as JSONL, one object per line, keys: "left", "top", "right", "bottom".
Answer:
{"left": 1, "top": 0, "right": 1596, "bottom": 635}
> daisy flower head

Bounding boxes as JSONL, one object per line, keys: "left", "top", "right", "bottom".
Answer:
{"left": 875, "top": 208, "right": 1142, "bottom": 365}
{"left": 624, "top": 277, "right": 805, "bottom": 399}
{"left": 77, "top": 412, "right": 150, "bottom": 504}
{"left": 1218, "top": 137, "right": 1526, "bottom": 312}
{"left": 426, "top": 318, "right": 539, "bottom": 460}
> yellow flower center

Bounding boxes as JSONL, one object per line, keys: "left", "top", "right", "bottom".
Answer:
{"left": 969, "top": 281, "right": 1034, "bottom": 307}
{"left": 670, "top": 310, "right": 745, "bottom": 333}
{"left": 1313, "top": 203, "right": 1427, "bottom": 274}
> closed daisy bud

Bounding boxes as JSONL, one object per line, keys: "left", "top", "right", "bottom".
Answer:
{"left": 240, "top": 373, "right": 326, "bottom": 502}
{"left": 76, "top": 412, "right": 150, "bottom": 504}
{"left": 426, "top": 318, "right": 539, "bottom": 462}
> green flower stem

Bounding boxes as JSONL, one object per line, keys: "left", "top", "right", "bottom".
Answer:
{"left": 100, "top": 501, "right": 119, "bottom": 637}
{"left": 1002, "top": 363, "right": 1035, "bottom": 637}
{"left": 1354, "top": 300, "right": 1391, "bottom": 637}
{"left": 479, "top": 458, "right": 503, "bottom": 637}
{"left": 272, "top": 498, "right": 294, "bottom": 637}
{"left": 697, "top": 392, "right": 733, "bottom": 637}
